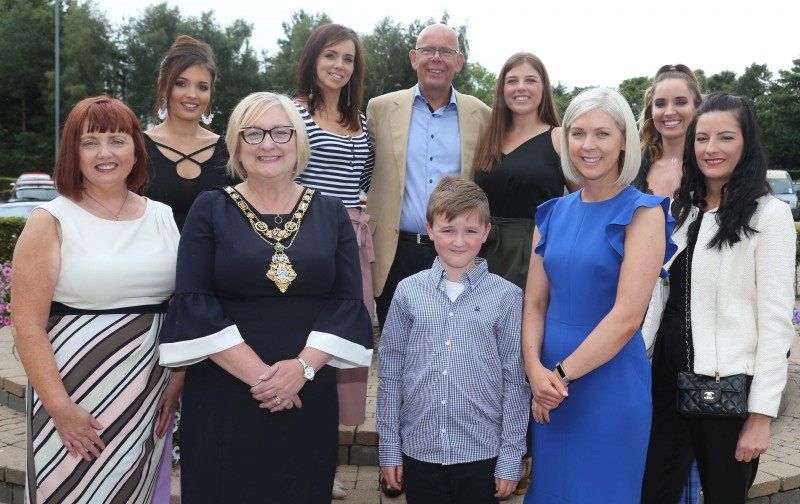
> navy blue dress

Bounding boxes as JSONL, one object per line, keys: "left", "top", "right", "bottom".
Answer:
{"left": 159, "top": 188, "right": 373, "bottom": 503}
{"left": 525, "top": 186, "right": 675, "bottom": 503}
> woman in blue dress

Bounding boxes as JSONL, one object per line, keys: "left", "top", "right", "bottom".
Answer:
{"left": 521, "top": 87, "right": 676, "bottom": 503}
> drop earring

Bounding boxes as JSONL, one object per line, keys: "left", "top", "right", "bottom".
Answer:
{"left": 346, "top": 81, "right": 351, "bottom": 107}
{"left": 157, "top": 97, "right": 168, "bottom": 121}
{"left": 200, "top": 112, "right": 214, "bottom": 125}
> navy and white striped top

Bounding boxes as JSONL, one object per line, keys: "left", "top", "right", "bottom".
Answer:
{"left": 293, "top": 101, "right": 375, "bottom": 208}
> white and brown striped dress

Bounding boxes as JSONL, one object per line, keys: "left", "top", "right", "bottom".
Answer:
{"left": 25, "top": 196, "right": 179, "bottom": 503}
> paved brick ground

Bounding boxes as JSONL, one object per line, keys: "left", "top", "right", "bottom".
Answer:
{"left": 2, "top": 322, "right": 800, "bottom": 503}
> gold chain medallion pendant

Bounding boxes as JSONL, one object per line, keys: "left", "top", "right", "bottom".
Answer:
{"left": 224, "top": 186, "right": 314, "bottom": 294}
{"left": 266, "top": 243, "right": 297, "bottom": 293}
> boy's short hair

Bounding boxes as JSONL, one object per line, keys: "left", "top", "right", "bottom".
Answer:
{"left": 426, "top": 175, "right": 490, "bottom": 225}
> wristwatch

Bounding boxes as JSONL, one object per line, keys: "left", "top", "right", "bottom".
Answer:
{"left": 554, "top": 361, "right": 572, "bottom": 384}
{"left": 297, "top": 357, "right": 315, "bottom": 381}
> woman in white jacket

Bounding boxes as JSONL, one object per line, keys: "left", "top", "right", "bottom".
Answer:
{"left": 642, "top": 92, "right": 796, "bottom": 504}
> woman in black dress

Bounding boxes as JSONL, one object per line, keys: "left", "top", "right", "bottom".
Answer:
{"left": 144, "top": 35, "right": 229, "bottom": 231}
{"left": 158, "top": 92, "right": 373, "bottom": 503}
{"left": 474, "top": 52, "right": 578, "bottom": 291}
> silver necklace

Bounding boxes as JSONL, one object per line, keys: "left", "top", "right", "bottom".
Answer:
{"left": 83, "top": 190, "right": 129, "bottom": 220}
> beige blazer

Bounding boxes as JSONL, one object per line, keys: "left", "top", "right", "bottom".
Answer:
{"left": 365, "top": 87, "right": 491, "bottom": 296}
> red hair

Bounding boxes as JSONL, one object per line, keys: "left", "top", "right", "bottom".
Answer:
{"left": 54, "top": 96, "right": 149, "bottom": 199}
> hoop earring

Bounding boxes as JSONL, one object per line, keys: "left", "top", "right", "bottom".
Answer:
{"left": 346, "top": 81, "right": 351, "bottom": 107}
{"left": 157, "top": 97, "right": 168, "bottom": 121}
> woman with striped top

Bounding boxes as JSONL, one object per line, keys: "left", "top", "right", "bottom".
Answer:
{"left": 294, "top": 23, "right": 374, "bottom": 499}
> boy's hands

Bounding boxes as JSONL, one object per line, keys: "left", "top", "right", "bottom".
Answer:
{"left": 380, "top": 465, "right": 404, "bottom": 493}
{"left": 495, "top": 477, "right": 516, "bottom": 498}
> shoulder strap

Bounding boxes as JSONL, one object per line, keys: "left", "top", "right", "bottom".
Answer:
{"left": 152, "top": 140, "right": 217, "bottom": 166}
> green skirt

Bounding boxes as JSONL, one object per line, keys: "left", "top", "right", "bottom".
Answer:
{"left": 481, "top": 216, "right": 535, "bottom": 291}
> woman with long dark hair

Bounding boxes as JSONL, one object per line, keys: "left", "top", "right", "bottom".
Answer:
{"left": 144, "top": 35, "right": 230, "bottom": 231}
{"left": 293, "top": 24, "right": 375, "bottom": 499}
{"left": 641, "top": 93, "right": 796, "bottom": 503}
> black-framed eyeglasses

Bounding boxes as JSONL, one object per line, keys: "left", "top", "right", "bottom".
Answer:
{"left": 415, "top": 47, "right": 459, "bottom": 58}
{"left": 239, "top": 126, "right": 295, "bottom": 145}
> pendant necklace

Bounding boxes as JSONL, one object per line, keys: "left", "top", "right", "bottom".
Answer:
{"left": 224, "top": 186, "right": 314, "bottom": 293}
{"left": 83, "top": 189, "right": 129, "bottom": 220}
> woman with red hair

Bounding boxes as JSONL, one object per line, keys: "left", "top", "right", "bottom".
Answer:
{"left": 12, "top": 96, "right": 181, "bottom": 503}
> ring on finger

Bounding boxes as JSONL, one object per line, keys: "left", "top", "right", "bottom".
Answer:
{"left": 274, "top": 396, "right": 282, "bottom": 405}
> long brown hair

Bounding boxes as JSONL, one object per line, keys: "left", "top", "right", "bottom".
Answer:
{"left": 473, "top": 52, "right": 560, "bottom": 172}
{"left": 638, "top": 64, "right": 702, "bottom": 161}
{"left": 296, "top": 24, "right": 366, "bottom": 131}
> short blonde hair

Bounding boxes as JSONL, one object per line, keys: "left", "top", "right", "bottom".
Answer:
{"left": 225, "top": 92, "right": 310, "bottom": 181}
{"left": 426, "top": 175, "right": 490, "bottom": 226}
{"left": 561, "top": 87, "right": 641, "bottom": 186}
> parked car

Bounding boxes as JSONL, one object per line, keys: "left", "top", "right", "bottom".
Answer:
{"left": 767, "top": 170, "right": 799, "bottom": 221}
{"left": 0, "top": 201, "right": 43, "bottom": 219}
{"left": 8, "top": 181, "right": 58, "bottom": 203}
{"left": 11, "top": 172, "right": 51, "bottom": 186}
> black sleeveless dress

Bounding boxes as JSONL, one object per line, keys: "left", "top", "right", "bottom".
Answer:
{"left": 474, "top": 128, "right": 564, "bottom": 289}
{"left": 144, "top": 134, "right": 230, "bottom": 231}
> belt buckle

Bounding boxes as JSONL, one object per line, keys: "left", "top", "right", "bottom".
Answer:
{"left": 416, "top": 234, "right": 424, "bottom": 245}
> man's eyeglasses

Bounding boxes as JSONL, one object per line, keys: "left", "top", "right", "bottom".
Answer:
{"left": 239, "top": 126, "right": 295, "bottom": 145}
{"left": 415, "top": 47, "right": 459, "bottom": 58}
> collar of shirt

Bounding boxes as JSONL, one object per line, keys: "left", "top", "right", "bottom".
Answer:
{"left": 428, "top": 257, "right": 488, "bottom": 291}
{"left": 414, "top": 84, "right": 458, "bottom": 113}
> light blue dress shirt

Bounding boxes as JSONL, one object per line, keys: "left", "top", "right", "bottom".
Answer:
{"left": 399, "top": 85, "right": 461, "bottom": 234}
{"left": 377, "top": 258, "right": 530, "bottom": 481}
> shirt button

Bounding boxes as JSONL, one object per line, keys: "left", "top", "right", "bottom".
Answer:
{"left": 429, "top": 156, "right": 433, "bottom": 161}
{"left": 442, "top": 370, "right": 448, "bottom": 376}
{"left": 429, "top": 178, "right": 433, "bottom": 184}
{"left": 445, "top": 340, "right": 451, "bottom": 346}
{"left": 441, "top": 428, "right": 446, "bottom": 433}
{"left": 441, "top": 399, "right": 447, "bottom": 405}
{"left": 431, "top": 134, "right": 434, "bottom": 139}
{"left": 448, "top": 312, "right": 454, "bottom": 317}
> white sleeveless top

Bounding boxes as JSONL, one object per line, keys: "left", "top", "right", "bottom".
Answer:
{"left": 40, "top": 196, "right": 180, "bottom": 310}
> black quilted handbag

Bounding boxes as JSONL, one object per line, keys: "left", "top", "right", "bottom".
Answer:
{"left": 675, "top": 213, "right": 748, "bottom": 419}
{"left": 677, "top": 371, "right": 748, "bottom": 419}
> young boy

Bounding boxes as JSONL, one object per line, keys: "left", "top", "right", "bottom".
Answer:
{"left": 377, "top": 176, "right": 530, "bottom": 503}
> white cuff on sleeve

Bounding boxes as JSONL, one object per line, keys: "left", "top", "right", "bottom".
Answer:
{"left": 306, "top": 330, "right": 373, "bottom": 368}
{"left": 159, "top": 325, "right": 244, "bottom": 367}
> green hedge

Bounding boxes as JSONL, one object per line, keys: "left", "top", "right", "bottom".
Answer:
{"left": 0, "top": 218, "right": 26, "bottom": 263}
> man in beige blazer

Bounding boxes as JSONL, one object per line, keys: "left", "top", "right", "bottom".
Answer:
{"left": 366, "top": 23, "right": 491, "bottom": 328}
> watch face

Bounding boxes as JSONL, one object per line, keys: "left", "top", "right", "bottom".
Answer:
{"left": 304, "top": 368, "right": 314, "bottom": 380}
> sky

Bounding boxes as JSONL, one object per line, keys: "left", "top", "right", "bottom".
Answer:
{"left": 94, "top": 0, "right": 799, "bottom": 90}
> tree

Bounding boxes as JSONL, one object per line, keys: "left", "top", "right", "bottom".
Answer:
{"left": 120, "top": 3, "right": 263, "bottom": 131}
{"left": 705, "top": 70, "right": 737, "bottom": 93}
{"left": 361, "top": 17, "right": 418, "bottom": 103}
{"left": 735, "top": 63, "right": 772, "bottom": 109}
{"left": 262, "top": 10, "right": 332, "bottom": 96}
{"left": 458, "top": 62, "right": 495, "bottom": 107}
{"left": 53, "top": 0, "right": 117, "bottom": 109}
{"left": 617, "top": 76, "right": 650, "bottom": 119}
{"left": 760, "top": 58, "right": 800, "bottom": 168}
{"left": 0, "top": 0, "right": 56, "bottom": 174}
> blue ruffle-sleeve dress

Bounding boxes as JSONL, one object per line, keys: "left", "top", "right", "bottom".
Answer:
{"left": 158, "top": 187, "right": 373, "bottom": 503}
{"left": 525, "top": 186, "right": 675, "bottom": 503}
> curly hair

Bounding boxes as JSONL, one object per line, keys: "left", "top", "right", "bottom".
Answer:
{"left": 672, "top": 92, "right": 771, "bottom": 249}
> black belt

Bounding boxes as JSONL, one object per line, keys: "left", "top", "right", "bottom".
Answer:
{"left": 398, "top": 231, "right": 433, "bottom": 245}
